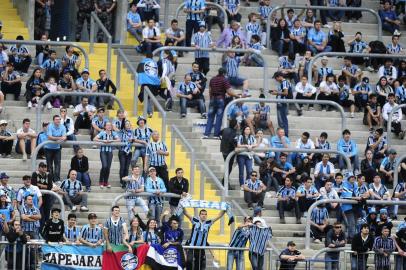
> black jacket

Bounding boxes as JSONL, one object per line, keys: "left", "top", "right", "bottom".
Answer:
{"left": 351, "top": 233, "right": 374, "bottom": 253}
{"left": 220, "top": 127, "right": 237, "bottom": 155}
{"left": 271, "top": 27, "right": 290, "bottom": 43}
{"left": 70, "top": 156, "right": 89, "bottom": 173}
{"left": 168, "top": 177, "right": 189, "bottom": 207}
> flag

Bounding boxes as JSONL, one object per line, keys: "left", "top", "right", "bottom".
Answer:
{"left": 41, "top": 244, "right": 103, "bottom": 270}
{"left": 145, "top": 244, "right": 183, "bottom": 270}
{"left": 101, "top": 244, "right": 151, "bottom": 270}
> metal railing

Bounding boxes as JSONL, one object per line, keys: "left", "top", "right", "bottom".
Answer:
{"left": 112, "top": 192, "right": 181, "bottom": 207}
{"left": 222, "top": 98, "right": 347, "bottom": 131}
{"left": 152, "top": 46, "right": 269, "bottom": 91}
{"left": 199, "top": 161, "right": 226, "bottom": 234}
{"left": 90, "top": 12, "right": 113, "bottom": 78}
{"left": 142, "top": 86, "right": 167, "bottom": 142}
{"left": 386, "top": 104, "right": 406, "bottom": 149}
{"left": 224, "top": 149, "right": 352, "bottom": 197}
{"left": 393, "top": 153, "right": 406, "bottom": 188}
{"left": 266, "top": 5, "right": 382, "bottom": 49}
{"left": 174, "top": 2, "right": 228, "bottom": 28}
{"left": 170, "top": 125, "right": 196, "bottom": 195}
{"left": 0, "top": 39, "right": 89, "bottom": 70}
{"left": 35, "top": 92, "right": 125, "bottom": 132}
{"left": 116, "top": 48, "right": 139, "bottom": 116}
{"left": 305, "top": 199, "right": 406, "bottom": 249}
{"left": 31, "top": 140, "right": 142, "bottom": 171}
{"left": 11, "top": 0, "right": 34, "bottom": 39}
{"left": 41, "top": 190, "right": 66, "bottom": 220}
{"left": 308, "top": 52, "right": 406, "bottom": 83}
{"left": 0, "top": 240, "right": 44, "bottom": 270}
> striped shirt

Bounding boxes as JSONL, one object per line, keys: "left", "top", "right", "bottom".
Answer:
{"left": 248, "top": 226, "right": 272, "bottom": 255}
{"left": 9, "top": 45, "right": 29, "bottom": 62}
{"left": 121, "top": 129, "right": 134, "bottom": 154}
{"left": 62, "top": 53, "right": 79, "bottom": 70}
{"left": 279, "top": 56, "right": 295, "bottom": 70}
{"left": 342, "top": 64, "right": 360, "bottom": 75}
{"left": 277, "top": 186, "right": 296, "bottom": 198}
{"left": 145, "top": 177, "right": 167, "bottom": 204}
{"left": 297, "top": 184, "right": 318, "bottom": 197}
{"left": 128, "top": 228, "right": 143, "bottom": 243}
{"left": 338, "top": 83, "right": 351, "bottom": 101}
{"left": 381, "top": 157, "right": 397, "bottom": 172}
{"left": 349, "top": 40, "right": 368, "bottom": 53}
{"left": 41, "top": 59, "right": 61, "bottom": 71}
{"left": 134, "top": 127, "right": 153, "bottom": 143}
{"left": 369, "top": 183, "right": 388, "bottom": 199}
{"left": 284, "top": 15, "right": 297, "bottom": 28}
{"left": 259, "top": 5, "right": 273, "bottom": 19}
{"left": 373, "top": 236, "right": 395, "bottom": 268}
{"left": 277, "top": 80, "right": 292, "bottom": 99}
{"left": 21, "top": 205, "right": 40, "bottom": 232}
{"left": 17, "top": 185, "right": 42, "bottom": 208}
{"left": 178, "top": 81, "right": 198, "bottom": 95}
{"left": 104, "top": 217, "right": 126, "bottom": 245}
{"left": 271, "top": 135, "right": 291, "bottom": 148}
{"left": 229, "top": 227, "right": 250, "bottom": 248}
{"left": 76, "top": 77, "right": 96, "bottom": 92}
{"left": 185, "top": 0, "right": 206, "bottom": 21}
{"left": 396, "top": 85, "right": 406, "bottom": 103}
{"left": 290, "top": 27, "right": 306, "bottom": 43}
{"left": 191, "top": 31, "right": 213, "bottom": 58}
{"left": 188, "top": 217, "right": 213, "bottom": 246}
{"left": 225, "top": 56, "right": 241, "bottom": 78}
{"left": 60, "top": 179, "right": 83, "bottom": 197}
{"left": 314, "top": 161, "right": 334, "bottom": 180}
{"left": 96, "top": 131, "right": 119, "bottom": 152}
{"left": 1, "top": 71, "right": 20, "bottom": 81}
{"left": 358, "top": 183, "right": 369, "bottom": 196}
{"left": 310, "top": 207, "right": 329, "bottom": 225}
{"left": 92, "top": 116, "right": 109, "bottom": 130}
{"left": 146, "top": 141, "right": 168, "bottom": 166}
{"left": 126, "top": 175, "right": 145, "bottom": 200}
{"left": 80, "top": 224, "right": 104, "bottom": 244}
{"left": 143, "top": 230, "right": 160, "bottom": 244}
{"left": 113, "top": 118, "right": 126, "bottom": 135}
{"left": 395, "top": 183, "right": 406, "bottom": 199}
{"left": 246, "top": 22, "right": 261, "bottom": 36}
{"left": 245, "top": 179, "right": 264, "bottom": 191}
{"left": 224, "top": 0, "right": 240, "bottom": 13}
{"left": 318, "top": 67, "right": 334, "bottom": 81}
{"left": 366, "top": 134, "right": 387, "bottom": 154}
{"left": 237, "top": 134, "right": 256, "bottom": 146}
{"left": 328, "top": 0, "right": 340, "bottom": 6}
{"left": 65, "top": 226, "right": 81, "bottom": 242}
{"left": 254, "top": 104, "right": 270, "bottom": 120}
{"left": 387, "top": 43, "right": 403, "bottom": 54}
{"left": 354, "top": 83, "right": 371, "bottom": 100}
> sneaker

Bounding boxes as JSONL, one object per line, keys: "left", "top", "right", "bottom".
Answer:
{"left": 212, "top": 136, "right": 220, "bottom": 140}
{"left": 86, "top": 187, "right": 91, "bottom": 192}
{"left": 69, "top": 105, "right": 74, "bottom": 109}
{"left": 99, "top": 185, "right": 104, "bottom": 189}
{"left": 71, "top": 206, "right": 77, "bottom": 212}
{"left": 22, "top": 153, "right": 27, "bottom": 161}
{"left": 296, "top": 218, "right": 301, "bottom": 224}
{"left": 201, "top": 113, "right": 207, "bottom": 119}
{"left": 46, "top": 102, "right": 52, "bottom": 110}
{"left": 313, "top": 239, "right": 321, "bottom": 244}
{"left": 309, "top": 106, "right": 314, "bottom": 111}
{"left": 212, "top": 260, "right": 220, "bottom": 268}
{"left": 181, "top": 113, "right": 186, "bottom": 118}
{"left": 356, "top": 20, "right": 360, "bottom": 23}
{"left": 5, "top": 154, "right": 11, "bottom": 158}
{"left": 297, "top": 109, "right": 303, "bottom": 116}
{"left": 366, "top": 66, "right": 374, "bottom": 72}
{"left": 92, "top": 145, "right": 98, "bottom": 149}
{"left": 350, "top": 112, "right": 354, "bottom": 118}
{"left": 201, "top": 135, "right": 209, "bottom": 139}
{"left": 148, "top": 113, "right": 153, "bottom": 118}
{"left": 80, "top": 206, "right": 89, "bottom": 212}
{"left": 280, "top": 217, "right": 286, "bottom": 224}
{"left": 348, "top": 19, "right": 353, "bottom": 23}
{"left": 27, "top": 101, "right": 32, "bottom": 109}
{"left": 106, "top": 184, "right": 111, "bottom": 188}
{"left": 399, "top": 130, "right": 405, "bottom": 140}
{"left": 394, "top": 29, "right": 401, "bottom": 36}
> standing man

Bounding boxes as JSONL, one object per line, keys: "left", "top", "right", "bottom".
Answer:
{"left": 184, "top": 208, "right": 226, "bottom": 270}
{"left": 103, "top": 206, "right": 129, "bottom": 251}
{"left": 168, "top": 168, "right": 189, "bottom": 217}
{"left": 75, "top": 0, "right": 94, "bottom": 42}
{"left": 191, "top": 21, "right": 214, "bottom": 75}
{"left": 145, "top": 131, "right": 169, "bottom": 187}
{"left": 94, "top": 0, "right": 116, "bottom": 42}
{"left": 45, "top": 115, "right": 67, "bottom": 183}
{"left": 373, "top": 226, "right": 395, "bottom": 270}
{"left": 382, "top": 93, "right": 404, "bottom": 139}
{"left": 122, "top": 165, "right": 148, "bottom": 221}
{"left": 183, "top": 0, "right": 206, "bottom": 47}
{"left": 351, "top": 223, "right": 373, "bottom": 270}
{"left": 31, "top": 162, "right": 53, "bottom": 227}
{"left": 227, "top": 217, "right": 252, "bottom": 270}
{"left": 325, "top": 222, "right": 346, "bottom": 270}
{"left": 203, "top": 68, "right": 239, "bottom": 139}
{"left": 21, "top": 195, "right": 41, "bottom": 239}
{"left": 248, "top": 218, "right": 273, "bottom": 270}
{"left": 270, "top": 72, "right": 291, "bottom": 137}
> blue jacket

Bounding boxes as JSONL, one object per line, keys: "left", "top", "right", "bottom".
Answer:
{"left": 337, "top": 138, "right": 358, "bottom": 157}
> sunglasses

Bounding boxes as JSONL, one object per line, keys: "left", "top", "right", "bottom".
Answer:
{"left": 334, "top": 226, "right": 341, "bottom": 229}
{"left": 251, "top": 174, "right": 257, "bottom": 177}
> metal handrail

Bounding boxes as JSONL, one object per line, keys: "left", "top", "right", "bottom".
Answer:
{"left": 116, "top": 48, "right": 139, "bottom": 116}
{"left": 174, "top": 2, "right": 228, "bottom": 29}
{"left": 31, "top": 140, "right": 143, "bottom": 171}
{"left": 200, "top": 161, "right": 226, "bottom": 234}
{"left": 90, "top": 12, "right": 113, "bottom": 78}
{"left": 222, "top": 98, "right": 347, "bottom": 131}
{"left": 224, "top": 149, "right": 352, "bottom": 196}
{"left": 386, "top": 104, "right": 406, "bottom": 149}
{"left": 152, "top": 46, "right": 269, "bottom": 91}
{"left": 0, "top": 39, "right": 89, "bottom": 70}
{"left": 305, "top": 199, "right": 406, "bottom": 249}
{"left": 170, "top": 125, "right": 196, "bottom": 195}
{"left": 41, "top": 190, "right": 66, "bottom": 220}
{"left": 266, "top": 5, "right": 382, "bottom": 48}
{"left": 112, "top": 192, "right": 181, "bottom": 207}
{"left": 308, "top": 52, "right": 406, "bottom": 83}
{"left": 393, "top": 153, "right": 406, "bottom": 188}
{"left": 35, "top": 92, "right": 125, "bottom": 132}
{"left": 143, "top": 86, "right": 167, "bottom": 142}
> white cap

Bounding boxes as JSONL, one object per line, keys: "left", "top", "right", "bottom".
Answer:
{"left": 253, "top": 217, "right": 267, "bottom": 228}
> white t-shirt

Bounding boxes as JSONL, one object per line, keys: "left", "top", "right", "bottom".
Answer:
{"left": 74, "top": 104, "right": 96, "bottom": 114}
{"left": 143, "top": 27, "right": 161, "bottom": 40}
{"left": 17, "top": 127, "right": 35, "bottom": 135}
{"left": 17, "top": 184, "right": 42, "bottom": 204}
{"left": 319, "top": 81, "right": 338, "bottom": 95}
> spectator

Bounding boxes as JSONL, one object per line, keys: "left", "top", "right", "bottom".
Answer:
{"left": 253, "top": 129, "right": 271, "bottom": 165}
{"left": 396, "top": 77, "right": 406, "bottom": 111}
{"left": 337, "top": 75, "right": 356, "bottom": 117}
{"left": 379, "top": 148, "right": 398, "bottom": 184}
{"left": 310, "top": 202, "right": 331, "bottom": 243}
{"left": 246, "top": 13, "right": 262, "bottom": 46}
{"left": 328, "top": 22, "right": 345, "bottom": 53}
{"left": 41, "top": 50, "right": 61, "bottom": 81}
{"left": 61, "top": 46, "right": 81, "bottom": 79}
{"left": 227, "top": 216, "right": 252, "bottom": 270}
{"left": 366, "top": 128, "right": 387, "bottom": 161}
{"left": 0, "top": 173, "right": 17, "bottom": 210}
{"left": 183, "top": 0, "right": 205, "bottom": 47}
{"left": 382, "top": 93, "right": 404, "bottom": 138}
{"left": 314, "top": 132, "right": 332, "bottom": 163}
{"left": 314, "top": 154, "right": 335, "bottom": 190}
{"left": 60, "top": 170, "right": 89, "bottom": 212}
{"left": 205, "top": 0, "right": 225, "bottom": 32}
{"left": 165, "top": 19, "right": 186, "bottom": 50}
{"left": 270, "top": 72, "right": 291, "bottom": 136}
{"left": 0, "top": 189, "right": 15, "bottom": 224}
{"left": 144, "top": 130, "right": 169, "bottom": 186}
{"left": 127, "top": 3, "right": 143, "bottom": 43}
{"left": 73, "top": 96, "right": 96, "bottom": 132}
{"left": 45, "top": 115, "right": 66, "bottom": 182}
{"left": 31, "top": 162, "right": 52, "bottom": 226}
{"left": 1, "top": 62, "right": 22, "bottom": 101}
{"left": 320, "top": 180, "right": 341, "bottom": 220}
{"left": 318, "top": 74, "right": 339, "bottom": 111}
{"left": 64, "top": 213, "right": 81, "bottom": 244}
{"left": 337, "top": 129, "right": 360, "bottom": 173}
{"left": 94, "top": 0, "right": 116, "bottom": 42}
{"left": 104, "top": 206, "right": 129, "bottom": 250}
{"left": 60, "top": 108, "right": 78, "bottom": 153}
{"left": 70, "top": 148, "right": 91, "bottom": 192}
{"left": 373, "top": 226, "right": 395, "bottom": 270}
{"left": 220, "top": 119, "right": 238, "bottom": 181}
{"left": 277, "top": 177, "right": 300, "bottom": 224}
{"left": 271, "top": 19, "right": 291, "bottom": 56}
{"left": 224, "top": 0, "right": 241, "bottom": 22}
{"left": 57, "top": 69, "right": 76, "bottom": 107}
{"left": 315, "top": 56, "right": 334, "bottom": 86}
{"left": 289, "top": 19, "right": 307, "bottom": 55}
{"left": 112, "top": 109, "right": 127, "bottom": 137}
{"left": 342, "top": 57, "right": 363, "bottom": 88}
{"left": 21, "top": 195, "right": 41, "bottom": 239}
{"left": 9, "top": 35, "right": 32, "bottom": 74}
{"left": 94, "top": 122, "right": 120, "bottom": 188}
{"left": 379, "top": 1, "right": 401, "bottom": 35}
{"left": 203, "top": 68, "right": 239, "bottom": 139}
{"left": 96, "top": 69, "right": 117, "bottom": 109}
{"left": 143, "top": 219, "right": 160, "bottom": 244}
{"left": 351, "top": 223, "right": 374, "bottom": 270}
{"left": 1, "top": 220, "right": 30, "bottom": 270}
{"left": 0, "top": 44, "right": 9, "bottom": 73}
{"left": 259, "top": 0, "right": 273, "bottom": 23}
{"left": 168, "top": 168, "right": 189, "bottom": 216}
{"left": 378, "top": 59, "right": 397, "bottom": 86}
{"left": 75, "top": 0, "right": 94, "bottom": 41}
{"left": 271, "top": 128, "right": 292, "bottom": 162}
{"left": 387, "top": 35, "right": 404, "bottom": 56}
{"left": 91, "top": 107, "right": 108, "bottom": 140}
{"left": 187, "top": 62, "right": 207, "bottom": 95}
{"left": 138, "top": 19, "right": 162, "bottom": 54}
{"left": 363, "top": 94, "right": 382, "bottom": 130}
{"left": 177, "top": 74, "right": 203, "bottom": 118}
{"left": 145, "top": 167, "right": 167, "bottom": 225}
{"left": 227, "top": 101, "right": 250, "bottom": 130}
{"left": 16, "top": 119, "right": 37, "bottom": 161}
{"left": 394, "top": 225, "right": 406, "bottom": 269}
{"left": 248, "top": 218, "right": 273, "bottom": 270}
{"left": 243, "top": 170, "right": 266, "bottom": 210}
{"left": 325, "top": 222, "right": 346, "bottom": 270}
{"left": 122, "top": 165, "right": 148, "bottom": 221}
{"left": 41, "top": 208, "right": 64, "bottom": 243}
{"left": 376, "top": 209, "right": 393, "bottom": 237}
{"left": 191, "top": 21, "right": 214, "bottom": 76}
{"left": 361, "top": 149, "right": 380, "bottom": 184}
{"left": 296, "top": 176, "right": 320, "bottom": 214}
{"left": 0, "top": 120, "right": 14, "bottom": 158}
{"left": 132, "top": 116, "right": 153, "bottom": 168}
{"left": 278, "top": 53, "right": 299, "bottom": 85}
{"left": 394, "top": 180, "right": 406, "bottom": 220}
{"left": 295, "top": 132, "right": 315, "bottom": 168}
{"left": 217, "top": 20, "right": 247, "bottom": 49}
{"left": 246, "top": 35, "right": 265, "bottom": 67}
{"left": 348, "top": 32, "right": 372, "bottom": 68}
{"left": 136, "top": 0, "right": 160, "bottom": 23}
{"left": 250, "top": 95, "right": 275, "bottom": 135}
{"left": 224, "top": 51, "right": 250, "bottom": 96}
{"left": 236, "top": 126, "right": 257, "bottom": 189}
{"left": 273, "top": 153, "right": 296, "bottom": 187}
{"left": 17, "top": 175, "right": 43, "bottom": 210}
{"left": 118, "top": 120, "right": 134, "bottom": 187}
{"left": 76, "top": 69, "right": 97, "bottom": 106}
{"left": 279, "top": 241, "right": 305, "bottom": 270}
{"left": 79, "top": 213, "right": 104, "bottom": 247}
{"left": 307, "top": 20, "right": 332, "bottom": 55}
{"left": 25, "top": 67, "right": 47, "bottom": 109}
{"left": 295, "top": 76, "right": 317, "bottom": 112}
{"left": 160, "top": 213, "right": 185, "bottom": 266}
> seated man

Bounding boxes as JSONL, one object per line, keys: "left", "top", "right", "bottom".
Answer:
{"left": 165, "top": 19, "right": 185, "bottom": 50}
{"left": 318, "top": 74, "right": 339, "bottom": 111}
{"left": 382, "top": 93, "right": 404, "bottom": 139}
{"left": 273, "top": 153, "right": 297, "bottom": 186}
{"left": 16, "top": 118, "right": 36, "bottom": 161}
{"left": 1, "top": 62, "right": 22, "bottom": 101}
{"left": 295, "top": 75, "right": 317, "bottom": 112}
{"left": 315, "top": 56, "right": 334, "bottom": 86}
{"left": 277, "top": 177, "right": 301, "bottom": 224}
{"left": 40, "top": 50, "right": 61, "bottom": 80}
{"left": 139, "top": 19, "right": 162, "bottom": 54}
{"left": 366, "top": 128, "right": 387, "bottom": 161}
{"left": 271, "top": 128, "right": 292, "bottom": 163}
{"left": 337, "top": 129, "right": 360, "bottom": 173}
{"left": 341, "top": 57, "right": 363, "bottom": 88}
{"left": 75, "top": 69, "right": 97, "bottom": 105}
{"left": 60, "top": 170, "right": 89, "bottom": 212}
{"left": 320, "top": 179, "right": 342, "bottom": 222}
{"left": 249, "top": 94, "right": 275, "bottom": 135}
{"left": 0, "top": 120, "right": 15, "bottom": 158}
{"left": 314, "top": 153, "right": 335, "bottom": 190}
{"left": 363, "top": 94, "right": 382, "bottom": 131}
{"left": 294, "top": 132, "right": 315, "bottom": 169}
{"left": 243, "top": 170, "right": 266, "bottom": 209}
{"left": 310, "top": 202, "right": 331, "bottom": 243}
{"left": 393, "top": 180, "right": 406, "bottom": 220}
{"left": 307, "top": 20, "right": 332, "bottom": 55}
{"left": 73, "top": 96, "right": 96, "bottom": 133}
{"left": 278, "top": 53, "right": 299, "bottom": 84}
{"left": 227, "top": 101, "right": 250, "bottom": 130}
{"left": 91, "top": 107, "right": 108, "bottom": 140}
{"left": 177, "top": 74, "right": 206, "bottom": 118}
{"left": 296, "top": 176, "right": 320, "bottom": 214}
{"left": 378, "top": 1, "right": 401, "bottom": 35}
{"left": 379, "top": 148, "right": 398, "bottom": 184}
{"left": 127, "top": 3, "right": 143, "bottom": 43}
{"left": 368, "top": 174, "right": 391, "bottom": 202}
{"left": 337, "top": 75, "right": 356, "bottom": 118}
{"left": 8, "top": 35, "right": 32, "bottom": 74}
{"left": 378, "top": 58, "right": 397, "bottom": 86}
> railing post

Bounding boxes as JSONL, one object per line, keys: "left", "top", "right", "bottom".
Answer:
{"left": 107, "top": 36, "right": 112, "bottom": 78}
{"left": 190, "top": 151, "right": 195, "bottom": 196}
{"left": 41, "top": 190, "right": 66, "bottom": 220}
{"left": 170, "top": 126, "right": 175, "bottom": 170}
{"left": 386, "top": 104, "right": 406, "bottom": 149}
{"left": 143, "top": 89, "right": 148, "bottom": 119}
{"left": 164, "top": 0, "right": 170, "bottom": 29}
{"left": 90, "top": 14, "right": 95, "bottom": 53}
{"left": 116, "top": 53, "right": 121, "bottom": 91}
{"left": 393, "top": 153, "right": 406, "bottom": 188}
{"left": 28, "top": 0, "right": 34, "bottom": 40}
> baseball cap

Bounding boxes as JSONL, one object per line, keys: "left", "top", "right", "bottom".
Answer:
{"left": 253, "top": 206, "right": 262, "bottom": 215}
{"left": 380, "top": 208, "right": 388, "bottom": 215}
{"left": 81, "top": 69, "right": 90, "bottom": 75}
{"left": 368, "top": 207, "right": 377, "bottom": 214}
{"left": 0, "top": 120, "right": 7, "bottom": 126}
{"left": 253, "top": 217, "right": 267, "bottom": 228}
{"left": 0, "top": 172, "right": 9, "bottom": 180}
{"left": 388, "top": 148, "right": 397, "bottom": 155}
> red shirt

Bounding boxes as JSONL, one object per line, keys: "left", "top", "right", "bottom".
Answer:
{"left": 209, "top": 75, "right": 231, "bottom": 99}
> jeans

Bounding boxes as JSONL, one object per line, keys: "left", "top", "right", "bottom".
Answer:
{"left": 204, "top": 98, "right": 225, "bottom": 137}
{"left": 277, "top": 103, "right": 289, "bottom": 137}
{"left": 185, "top": 20, "right": 200, "bottom": 47}
{"left": 339, "top": 155, "right": 360, "bottom": 172}
{"left": 99, "top": 151, "right": 113, "bottom": 185}
{"left": 237, "top": 155, "right": 253, "bottom": 186}
{"left": 119, "top": 151, "right": 132, "bottom": 185}
{"left": 310, "top": 0, "right": 327, "bottom": 24}
{"left": 351, "top": 254, "right": 368, "bottom": 270}
{"left": 249, "top": 54, "right": 264, "bottom": 67}
{"left": 180, "top": 97, "right": 206, "bottom": 115}
{"left": 128, "top": 28, "right": 143, "bottom": 43}
{"left": 148, "top": 203, "right": 163, "bottom": 226}
{"left": 186, "top": 249, "right": 206, "bottom": 270}
{"left": 343, "top": 210, "right": 356, "bottom": 239}
{"left": 63, "top": 193, "right": 88, "bottom": 208}
{"left": 395, "top": 255, "right": 406, "bottom": 270}
{"left": 308, "top": 44, "right": 332, "bottom": 55}
{"left": 249, "top": 252, "right": 264, "bottom": 270}
{"left": 328, "top": 10, "right": 344, "bottom": 21}
{"left": 272, "top": 40, "right": 292, "bottom": 56}
{"left": 227, "top": 250, "right": 244, "bottom": 270}
{"left": 126, "top": 197, "right": 149, "bottom": 221}
{"left": 325, "top": 253, "right": 340, "bottom": 270}
{"left": 382, "top": 22, "right": 400, "bottom": 34}
{"left": 45, "top": 148, "right": 61, "bottom": 182}
{"left": 76, "top": 172, "right": 91, "bottom": 188}
{"left": 132, "top": 147, "right": 146, "bottom": 166}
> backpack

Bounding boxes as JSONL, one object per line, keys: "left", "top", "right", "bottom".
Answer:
{"left": 368, "top": 40, "right": 387, "bottom": 54}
